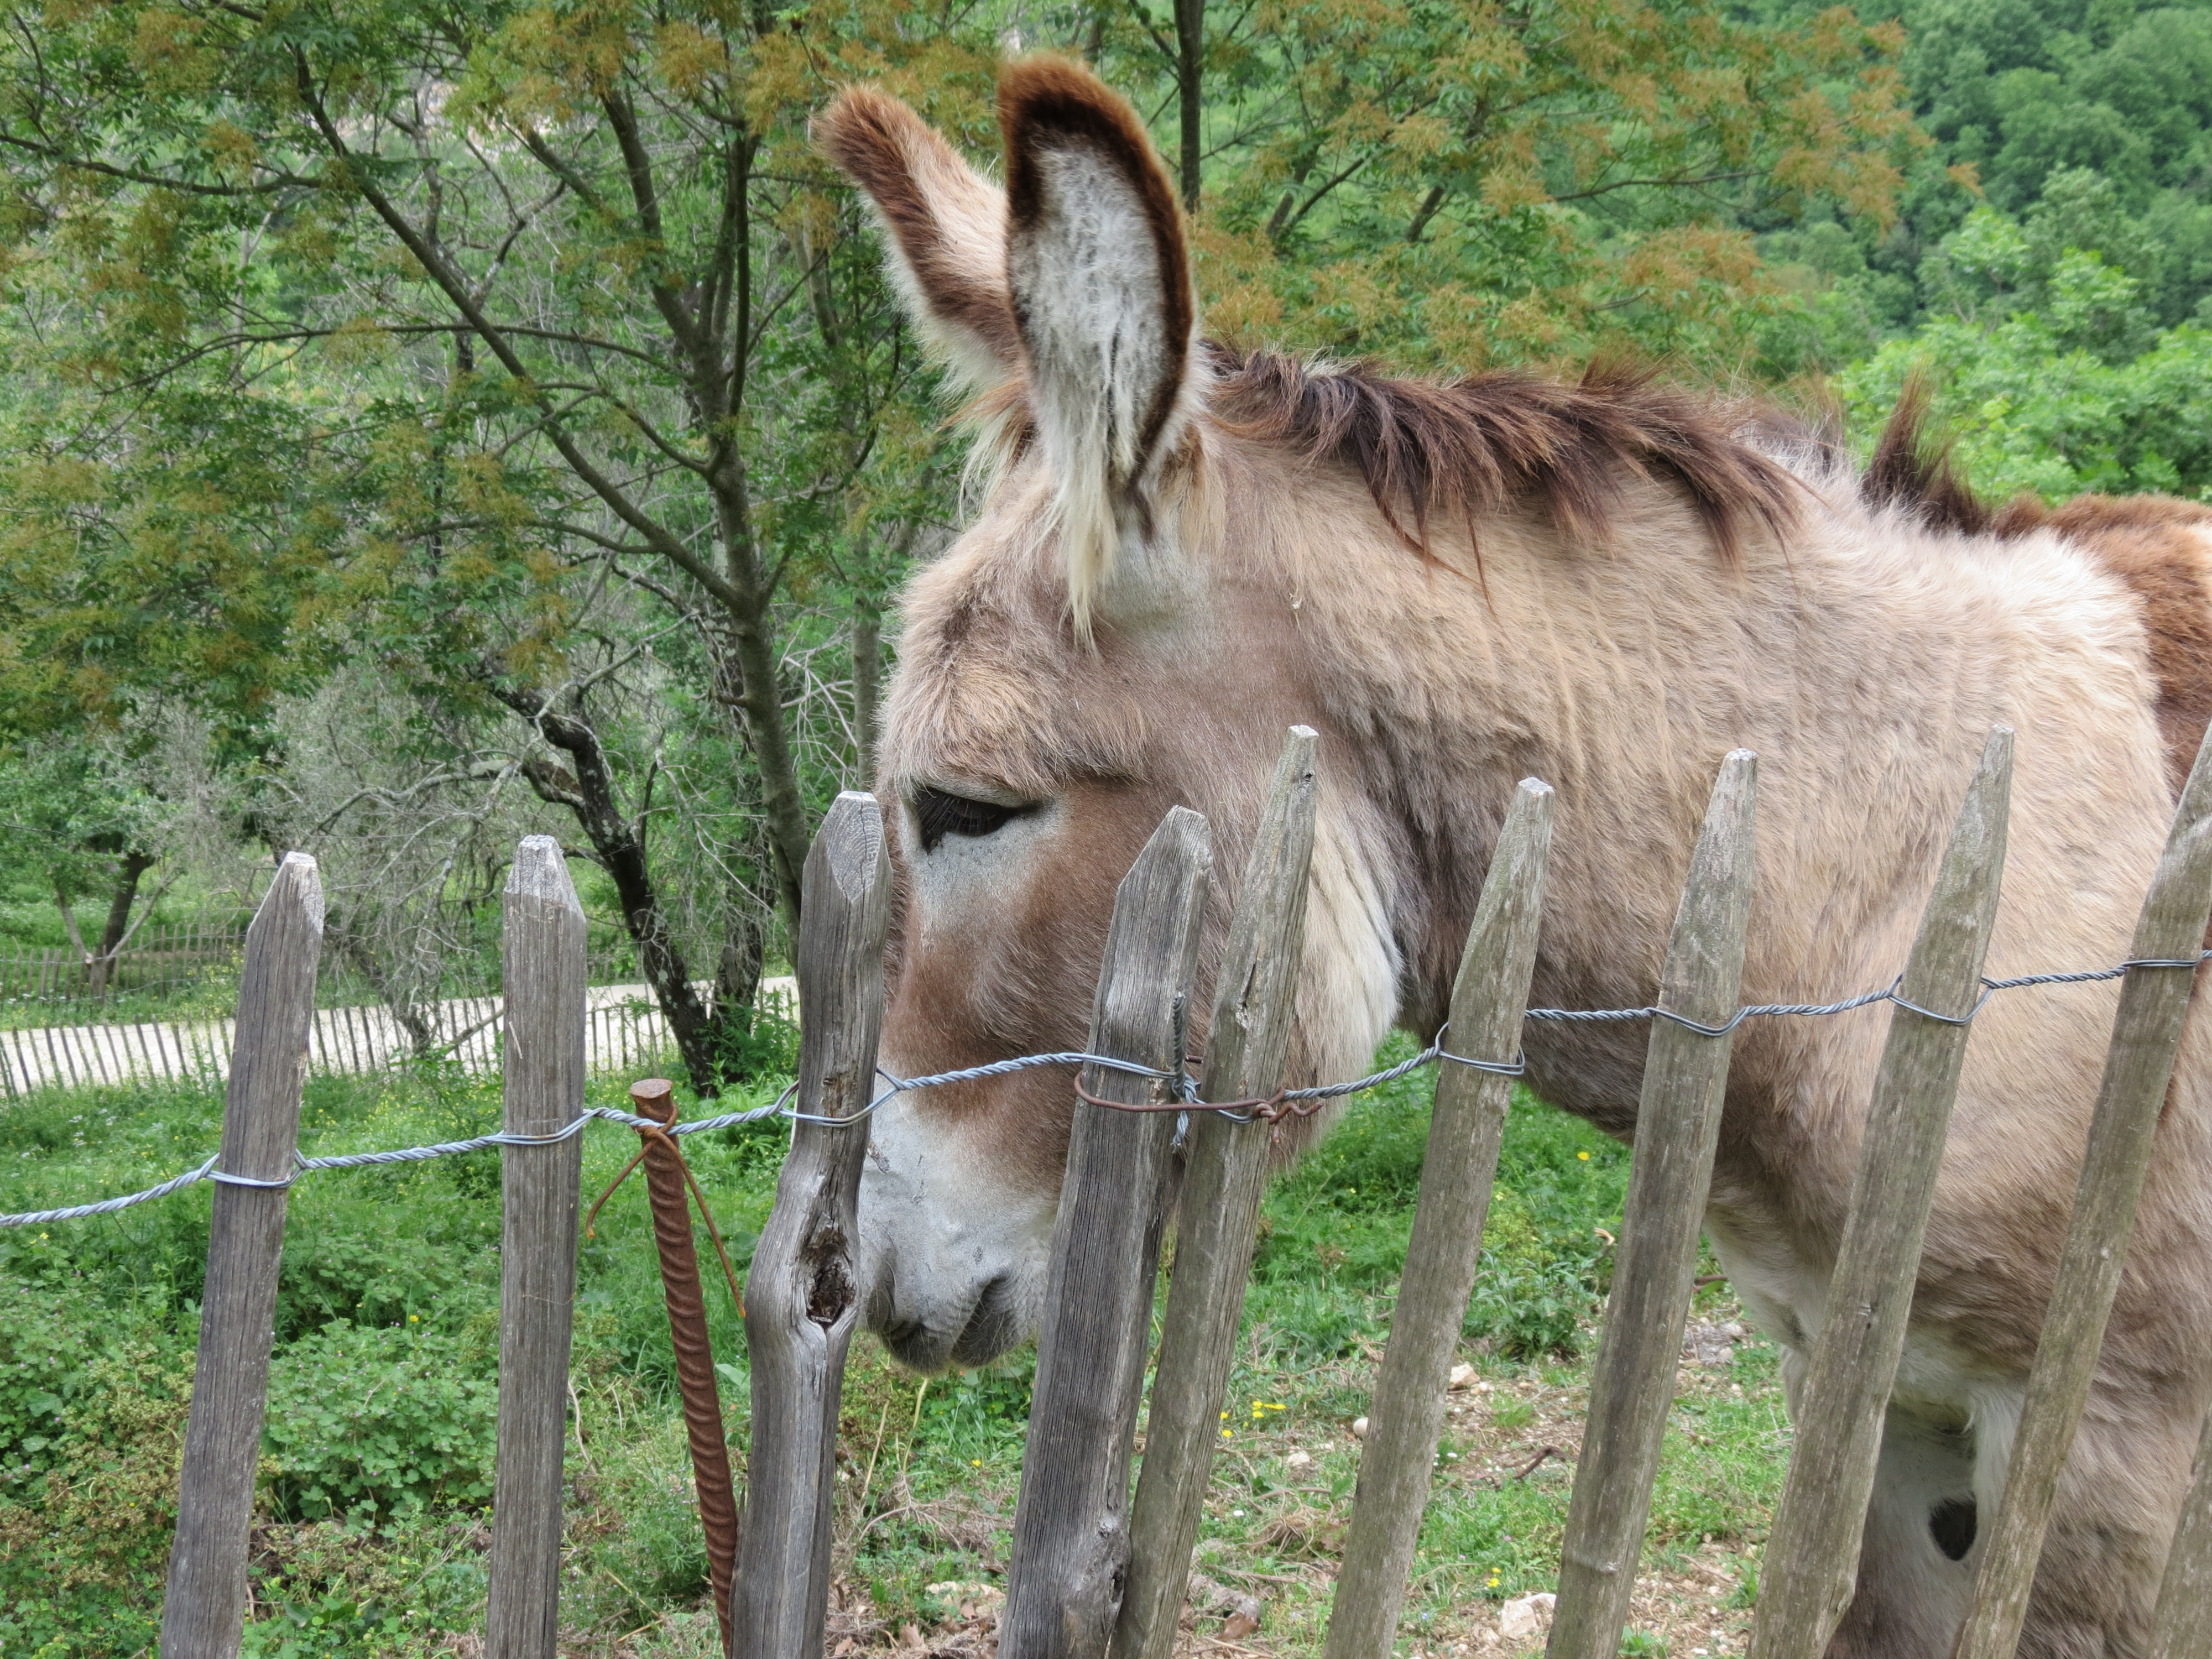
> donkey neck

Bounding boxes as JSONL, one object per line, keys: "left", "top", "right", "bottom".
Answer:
{"left": 1240, "top": 455, "right": 2162, "bottom": 1134}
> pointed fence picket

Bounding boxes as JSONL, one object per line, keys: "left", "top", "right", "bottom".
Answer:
{"left": 116, "top": 726, "right": 2212, "bottom": 1656}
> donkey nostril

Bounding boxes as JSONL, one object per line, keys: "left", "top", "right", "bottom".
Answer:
{"left": 1930, "top": 1496, "right": 1976, "bottom": 1561}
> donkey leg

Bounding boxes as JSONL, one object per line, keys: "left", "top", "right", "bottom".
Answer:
{"left": 1824, "top": 1405, "right": 1980, "bottom": 1658}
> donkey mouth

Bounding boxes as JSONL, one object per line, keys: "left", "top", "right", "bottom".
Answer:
{"left": 874, "top": 1274, "right": 1027, "bottom": 1374}
{"left": 947, "top": 1275, "right": 1025, "bottom": 1367}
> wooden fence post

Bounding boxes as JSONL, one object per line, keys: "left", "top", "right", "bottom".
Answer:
{"left": 159, "top": 853, "right": 324, "bottom": 1659}
{"left": 484, "top": 837, "right": 589, "bottom": 1659}
{"left": 1001, "top": 806, "right": 1213, "bottom": 1659}
{"left": 2159, "top": 1437, "right": 2212, "bottom": 1659}
{"left": 1961, "top": 723, "right": 2212, "bottom": 1659}
{"left": 732, "top": 792, "right": 893, "bottom": 1659}
{"left": 1746, "top": 727, "right": 2013, "bottom": 1659}
{"left": 1547, "top": 753, "right": 1757, "bottom": 1659}
{"left": 1114, "top": 731, "right": 1320, "bottom": 1659}
{"left": 1326, "top": 778, "right": 1556, "bottom": 1659}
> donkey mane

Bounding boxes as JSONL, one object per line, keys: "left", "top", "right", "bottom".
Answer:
{"left": 1859, "top": 373, "right": 1999, "bottom": 536}
{"left": 1205, "top": 348, "right": 1803, "bottom": 563}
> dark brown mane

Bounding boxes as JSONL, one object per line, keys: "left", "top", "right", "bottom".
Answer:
{"left": 1206, "top": 349, "right": 1801, "bottom": 561}
{"left": 1862, "top": 373, "right": 1996, "bottom": 535}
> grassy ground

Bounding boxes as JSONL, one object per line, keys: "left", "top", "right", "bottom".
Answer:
{"left": 0, "top": 1039, "right": 1787, "bottom": 1658}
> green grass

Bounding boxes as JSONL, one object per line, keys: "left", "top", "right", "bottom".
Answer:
{"left": 0, "top": 1039, "right": 1789, "bottom": 1657}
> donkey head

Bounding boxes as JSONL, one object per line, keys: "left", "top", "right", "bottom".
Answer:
{"left": 816, "top": 62, "right": 1397, "bottom": 1371}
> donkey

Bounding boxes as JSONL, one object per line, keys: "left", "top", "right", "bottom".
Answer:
{"left": 817, "top": 58, "right": 2212, "bottom": 1656}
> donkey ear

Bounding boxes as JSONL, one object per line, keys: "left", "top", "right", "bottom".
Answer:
{"left": 998, "top": 58, "right": 1199, "bottom": 622}
{"left": 815, "top": 88, "right": 1020, "bottom": 395}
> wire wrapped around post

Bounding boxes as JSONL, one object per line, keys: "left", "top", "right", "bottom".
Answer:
{"left": 628, "top": 1077, "right": 741, "bottom": 1647}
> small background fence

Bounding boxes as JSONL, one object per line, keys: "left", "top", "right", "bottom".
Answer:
{"left": 0, "top": 978, "right": 796, "bottom": 1097}
{"left": 0, "top": 915, "right": 645, "bottom": 1025}
{"left": 0, "top": 923, "right": 243, "bottom": 1011}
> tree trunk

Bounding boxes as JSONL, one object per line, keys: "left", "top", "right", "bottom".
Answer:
{"left": 493, "top": 682, "right": 729, "bottom": 1094}
{"left": 95, "top": 851, "right": 155, "bottom": 961}
{"left": 61, "top": 848, "right": 155, "bottom": 997}
{"left": 706, "top": 449, "right": 811, "bottom": 936}
{"left": 1176, "top": 0, "right": 1205, "bottom": 208}
{"left": 327, "top": 915, "right": 437, "bottom": 1057}
{"left": 853, "top": 601, "right": 881, "bottom": 785}
{"left": 717, "top": 911, "right": 764, "bottom": 1015}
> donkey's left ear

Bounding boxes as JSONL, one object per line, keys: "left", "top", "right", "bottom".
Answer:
{"left": 998, "top": 58, "right": 1199, "bottom": 622}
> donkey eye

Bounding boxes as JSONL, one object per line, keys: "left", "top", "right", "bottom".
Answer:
{"left": 914, "top": 787, "right": 1034, "bottom": 853}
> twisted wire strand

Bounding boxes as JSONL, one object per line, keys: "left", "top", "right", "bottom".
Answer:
{"left": 8, "top": 948, "right": 2206, "bottom": 1227}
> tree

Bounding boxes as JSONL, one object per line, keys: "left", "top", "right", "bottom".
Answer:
{"left": 0, "top": 738, "right": 178, "bottom": 993}
{"left": 0, "top": 0, "right": 986, "bottom": 931}
{"left": 1092, "top": 0, "right": 1924, "bottom": 371}
{"left": 1838, "top": 202, "right": 2212, "bottom": 498}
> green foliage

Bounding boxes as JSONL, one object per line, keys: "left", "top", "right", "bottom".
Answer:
{"left": 1838, "top": 208, "right": 2212, "bottom": 497}
{"left": 263, "top": 1321, "right": 499, "bottom": 1520}
{"left": 0, "top": 1279, "right": 96, "bottom": 1480}
{"left": 0, "top": 1293, "right": 190, "bottom": 1657}
{"left": 1253, "top": 1040, "right": 1628, "bottom": 1363}
{"left": 1085, "top": 0, "right": 1919, "bottom": 373}
{"left": 237, "top": 1592, "right": 413, "bottom": 1659}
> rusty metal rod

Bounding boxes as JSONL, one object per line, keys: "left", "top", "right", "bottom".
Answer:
{"left": 629, "top": 1078, "right": 740, "bottom": 1646}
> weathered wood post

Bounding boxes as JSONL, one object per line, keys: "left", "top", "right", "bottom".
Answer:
{"left": 1325, "top": 777, "right": 1555, "bottom": 1659}
{"left": 1001, "top": 806, "right": 1213, "bottom": 1659}
{"left": 1746, "top": 727, "right": 2013, "bottom": 1659}
{"left": 1115, "top": 731, "right": 1320, "bottom": 1659}
{"left": 159, "top": 853, "right": 324, "bottom": 1659}
{"left": 1547, "top": 753, "right": 1757, "bottom": 1659}
{"left": 732, "top": 792, "right": 893, "bottom": 1659}
{"left": 1962, "top": 723, "right": 2212, "bottom": 1659}
{"left": 484, "top": 836, "right": 589, "bottom": 1659}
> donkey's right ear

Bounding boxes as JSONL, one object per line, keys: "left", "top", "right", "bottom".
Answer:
{"left": 815, "top": 88, "right": 1021, "bottom": 395}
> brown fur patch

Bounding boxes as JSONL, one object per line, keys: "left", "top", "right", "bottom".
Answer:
{"left": 812, "top": 87, "right": 1020, "bottom": 372}
{"left": 2038, "top": 495, "right": 2212, "bottom": 796}
{"left": 997, "top": 55, "right": 1194, "bottom": 466}
{"left": 1209, "top": 350, "right": 1801, "bottom": 564}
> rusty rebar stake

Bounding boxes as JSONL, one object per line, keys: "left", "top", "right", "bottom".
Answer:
{"left": 629, "top": 1078, "right": 740, "bottom": 1646}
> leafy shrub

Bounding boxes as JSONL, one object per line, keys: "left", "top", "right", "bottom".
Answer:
{"left": 275, "top": 1212, "right": 495, "bottom": 1340}
{"left": 0, "top": 1278, "right": 96, "bottom": 1480}
{"left": 239, "top": 1591, "right": 411, "bottom": 1658}
{"left": 263, "top": 1322, "right": 497, "bottom": 1519}
{"left": 0, "top": 1316, "right": 190, "bottom": 1658}
{"left": 714, "top": 995, "right": 802, "bottom": 1084}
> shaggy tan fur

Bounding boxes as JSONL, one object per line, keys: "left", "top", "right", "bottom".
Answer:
{"left": 1867, "top": 393, "right": 2212, "bottom": 797}
{"left": 830, "top": 59, "right": 2212, "bottom": 1656}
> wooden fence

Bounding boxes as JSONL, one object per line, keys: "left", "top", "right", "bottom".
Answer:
{"left": 0, "top": 922, "right": 242, "bottom": 1008}
{"left": 0, "top": 979, "right": 796, "bottom": 1098}
{"left": 148, "top": 730, "right": 2212, "bottom": 1658}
